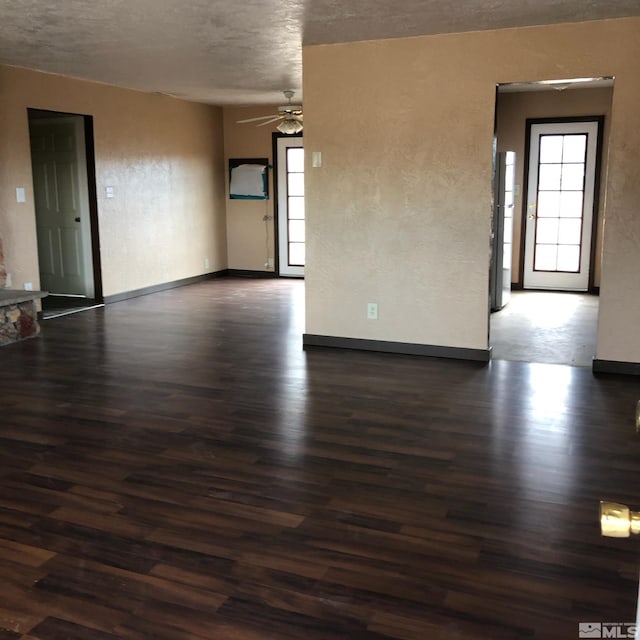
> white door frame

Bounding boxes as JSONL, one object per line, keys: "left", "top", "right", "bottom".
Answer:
{"left": 523, "top": 119, "right": 601, "bottom": 291}
{"left": 276, "top": 135, "right": 304, "bottom": 277}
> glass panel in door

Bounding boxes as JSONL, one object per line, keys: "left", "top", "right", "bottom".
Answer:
{"left": 277, "top": 137, "right": 304, "bottom": 277}
{"left": 523, "top": 121, "right": 599, "bottom": 291}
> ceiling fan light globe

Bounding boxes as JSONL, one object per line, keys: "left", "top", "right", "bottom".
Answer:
{"left": 276, "top": 119, "right": 303, "bottom": 134}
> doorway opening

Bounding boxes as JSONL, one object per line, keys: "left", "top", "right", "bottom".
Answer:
{"left": 273, "top": 133, "right": 304, "bottom": 277}
{"left": 27, "top": 109, "right": 102, "bottom": 317}
{"left": 489, "top": 78, "right": 613, "bottom": 366}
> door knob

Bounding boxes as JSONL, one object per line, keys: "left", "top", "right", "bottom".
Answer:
{"left": 600, "top": 501, "right": 640, "bottom": 537}
{"left": 74, "top": 217, "right": 81, "bottom": 222}
{"left": 598, "top": 404, "right": 640, "bottom": 537}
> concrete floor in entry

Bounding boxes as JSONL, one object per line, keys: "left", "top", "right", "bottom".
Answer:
{"left": 490, "top": 291, "right": 599, "bottom": 367}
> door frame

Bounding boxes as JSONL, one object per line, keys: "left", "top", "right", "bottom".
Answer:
{"left": 272, "top": 131, "right": 303, "bottom": 277}
{"left": 27, "top": 108, "right": 103, "bottom": 302}
{"left": 518, "top": 115, "right": 604, "bottom": 293}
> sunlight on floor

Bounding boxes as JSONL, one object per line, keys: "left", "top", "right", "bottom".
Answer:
{"left": 490, "top": 291, "right": 598, "bottom": 367}
{"left": 514, "top": 292, "right": 582, "bottom": 330}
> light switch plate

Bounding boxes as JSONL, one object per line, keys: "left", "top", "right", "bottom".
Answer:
{"left": 105, "top": 186, "right": 115, "bottom": 198}
{"left": 16, "top": 187, "right": 26, "bottom": 203}
{"left": 312, "top": 151, "right": 322, "bottom": 168}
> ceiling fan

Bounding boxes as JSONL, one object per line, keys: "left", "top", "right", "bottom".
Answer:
{"left": 237, "top": 90, "right": 303, "bottom": 134}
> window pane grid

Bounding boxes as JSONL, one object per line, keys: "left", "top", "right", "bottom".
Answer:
{"left": 533, "top": 133, "right": 587, "bottom": 274}
{"left": 286, "top": 147, "right": 305, "bottom": 268}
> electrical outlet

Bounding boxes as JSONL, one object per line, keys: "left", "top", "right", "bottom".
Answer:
{"left": 367, "top": 302, "right": 378, "bottom": 320}
{"left": 267, "top": 258, "right": 274, "bottom": 269}
{"left": 204, "top": 258, "right": 210, "bottom": 270}
{"left": 24, "top": 282, "right": 33, "bottom": 291}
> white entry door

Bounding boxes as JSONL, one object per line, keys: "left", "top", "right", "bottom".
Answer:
{"left": 523, "top": 121, "right": 599, "bottom": 291}
{"left": 277, "top": 137, "right": 304, "bottom": 277}
{"left": 30, "top": 116, "right": 94, "bottom": 297}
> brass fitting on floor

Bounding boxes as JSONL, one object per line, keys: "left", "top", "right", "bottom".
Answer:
{"left": 600, "top": 501, "right": 640, "bottom": 538}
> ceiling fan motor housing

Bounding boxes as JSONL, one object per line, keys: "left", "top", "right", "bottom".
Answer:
{"left": 236, "top": 90, "right": 302, "bottom": 131}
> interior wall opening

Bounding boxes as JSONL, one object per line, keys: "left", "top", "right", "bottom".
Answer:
{"left": 27, "top": 108, "right": 103, "bottom": 318}
{"left": 489, "top": 77, "right": 614, "bottom": 367}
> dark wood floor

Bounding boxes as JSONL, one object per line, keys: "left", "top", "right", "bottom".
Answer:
{"left": 1, "top": 277, "right": 640, "bottom": 639}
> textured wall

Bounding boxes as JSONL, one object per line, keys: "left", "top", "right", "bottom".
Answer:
{"left": 303, "top": 18, "right": 640, "bottom": 362}
{"left": 222, "top": 106, "right": 278, "bottom": 272}
{"left": 0, "top": 237, "right": 6, "bottom": 287}
{"left": 0, "top": 65, "right": 227, "bottom": 297}
{"left": 496, "top": 87, "right": 613, "bottom": 288}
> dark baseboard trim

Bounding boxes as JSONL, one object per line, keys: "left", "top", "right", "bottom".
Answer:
{"left": 104, "top": 270, "right": 227, "bottom": 304}
{"left": 303, "top": 334, "right": 491, "bottom": 362}
{"left": 593, "top": 359, "right": 640, "bottom": 376}
{"left": 511, "top": 283, "right": 599, "bottom": 294}
{"left": 227, "top": 269, "right": 277, "bottom": 279}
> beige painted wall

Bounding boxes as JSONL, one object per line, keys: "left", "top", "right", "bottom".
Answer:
{"left": 0, "top": 65, "right": 227, "bottom": 297}
{"left": 303, "top": 17, "right": 640, "bottom": 363}
{"left": 223, "top": 106, "right": 278, "bottom": 272}
{"left": 496, "top": 87, "right": 613, "bottom": 288}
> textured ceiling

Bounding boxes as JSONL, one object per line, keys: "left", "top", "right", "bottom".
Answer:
{"left": 0, "top": 0, "right": 638, "bottom": 106}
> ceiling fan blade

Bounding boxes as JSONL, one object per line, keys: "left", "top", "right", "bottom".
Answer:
{"left": 256, "top": 116, "right": 284, "bottom": 127}
{"left": 236, "top": 114, "right": 279, "bottom": 124}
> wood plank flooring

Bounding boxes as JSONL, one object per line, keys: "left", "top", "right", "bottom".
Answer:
{"left": 1, "top": 277, "right": 639, "bottom": 639}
